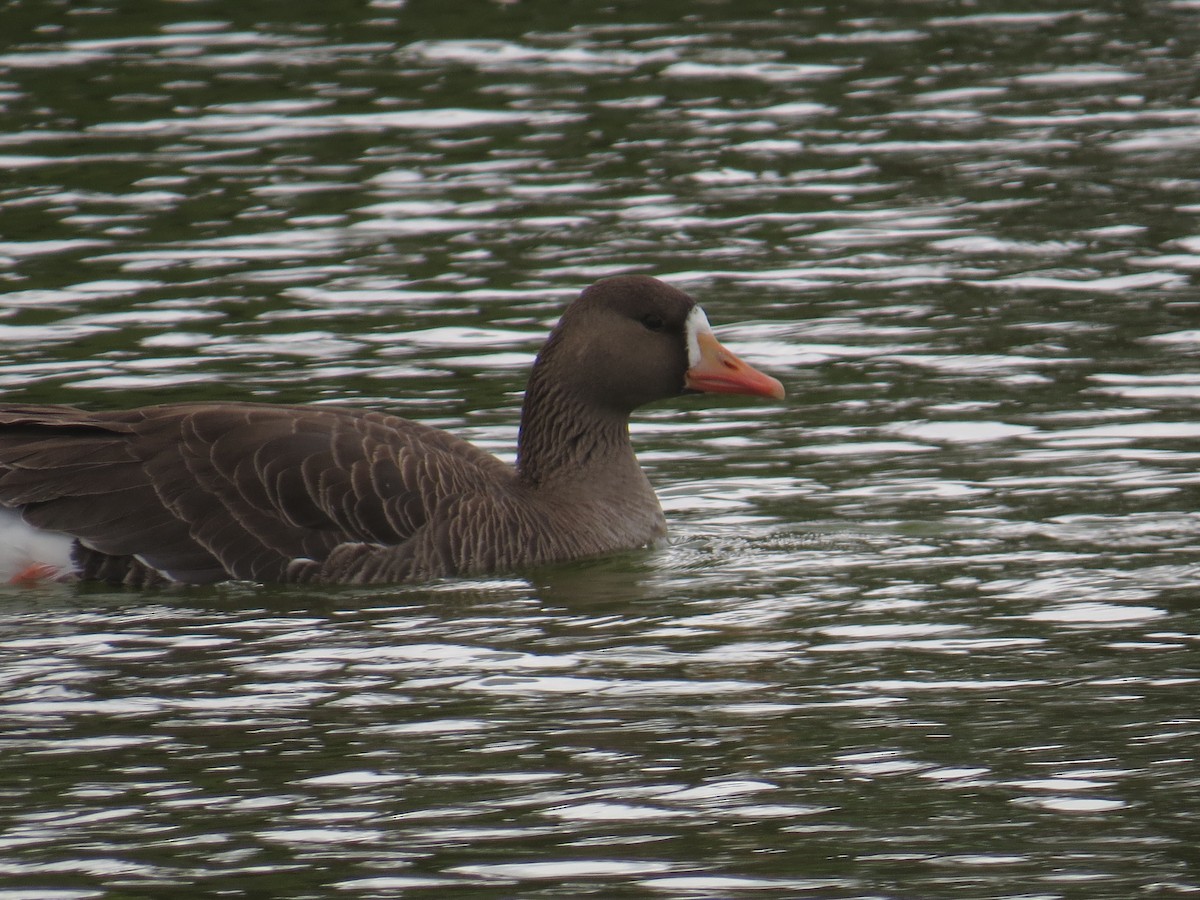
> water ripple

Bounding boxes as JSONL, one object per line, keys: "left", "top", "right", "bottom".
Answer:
{"left": 2, "top": 3, "right": 1200, "bottom": 897}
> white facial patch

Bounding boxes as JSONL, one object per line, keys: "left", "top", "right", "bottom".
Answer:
{"left": 685, "top": 305, "right": 714, "bottom": 367}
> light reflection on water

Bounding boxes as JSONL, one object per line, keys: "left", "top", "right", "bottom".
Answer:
{"left": 2, "top": 0, "right": 1200, "bottom": 897}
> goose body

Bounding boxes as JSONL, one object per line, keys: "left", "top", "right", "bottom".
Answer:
{"left": 0, "top": 276, "right": 783, "bottom": 586}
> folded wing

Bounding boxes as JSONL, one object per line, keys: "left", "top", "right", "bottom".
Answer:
{"left": 0, "top": 402, "right": 512, "bottom": 584}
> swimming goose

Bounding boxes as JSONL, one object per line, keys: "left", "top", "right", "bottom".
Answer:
{"left": 0, "top": 275, "right": 783, "bottom": 586}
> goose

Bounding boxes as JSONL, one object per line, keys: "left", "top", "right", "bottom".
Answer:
{"left": 0, "top": 275, "right": 783, "bottom": 586}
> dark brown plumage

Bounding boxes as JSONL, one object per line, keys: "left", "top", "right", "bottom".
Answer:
{"left": 0, "top": 276, "right": 783, "bottom": 586}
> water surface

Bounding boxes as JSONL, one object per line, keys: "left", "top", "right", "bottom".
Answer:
{"left": 2, "top": 1, "right": 1199, "bottom": 897}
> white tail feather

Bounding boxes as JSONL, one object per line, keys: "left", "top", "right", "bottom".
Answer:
{"left": 0, "top": 508, "right": 75, "bottom": 583}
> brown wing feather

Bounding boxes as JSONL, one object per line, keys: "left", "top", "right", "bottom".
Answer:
{"left": 0, "top": 402, "right": 516, "bottom": 584}
{"left": 0, "top": 407, "right": 227, "bottom": 582}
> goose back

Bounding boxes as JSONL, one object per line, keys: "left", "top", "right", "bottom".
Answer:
{"left": 0, "top": 403, "right": 544, "bottom": 584}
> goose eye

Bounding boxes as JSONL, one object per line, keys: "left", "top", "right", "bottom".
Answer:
{"left": 640, "top": 313, "right": 665, "bottom": 332}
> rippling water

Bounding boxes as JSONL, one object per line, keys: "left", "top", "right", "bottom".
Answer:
{"left": 2, "top": 1, "right": 1200, "bottom": 897}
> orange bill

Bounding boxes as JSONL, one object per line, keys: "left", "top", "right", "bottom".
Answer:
{"left": 685, "top": 329, "right": 785, "bottom": 400}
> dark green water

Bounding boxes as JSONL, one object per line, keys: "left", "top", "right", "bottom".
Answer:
{"left": 2, "top": 1, "right": 1199, "bottom": 897}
